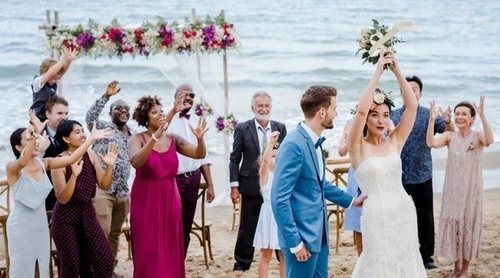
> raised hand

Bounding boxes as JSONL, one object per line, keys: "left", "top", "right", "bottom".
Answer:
{"left": 62, "top": 47, "right": 78, "bottom": 63}
{"left": 152, "top": 116, "right": 169, "bottom": 142}
{"left": 70, "top": 159, "right": 84, "bottom": 177}
{"left": 189, "top": 117, "right": 209, "bottom": 139}
{"left": 376, "top": 49, "right": 394, "bottom": 73}
{"left": 28, "top": 110, "right": 48, "bottom": 134}
{"left": 173, "top": 91, "right": 192, "bottom": 113}
{"left": 429, "top": 100, "right": 439, "bottom": 121}
{"left": 35, "top": 131, "right": 51, "bottom": 154}
{"left": 438, "top": 105, "right": 452, "bottom": 123}
{"left": 105, "top": 80, "right": 121, "bottom": 97}
{"left": 473, "top": 95, "right": 486, "bottom": 118}
{"left": 100, "top": 143, "right": 118, "bottom": 167}
{"left": 89, "top": 121, "right": 113, "bottom": 140}
{"left": 269, "top": 131, "right": 280, "bottom": 144}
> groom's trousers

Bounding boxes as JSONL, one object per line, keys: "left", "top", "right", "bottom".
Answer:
{"left": 403, "top": 179, "right": 435, "bottom": 263}
{"left": 283, "top": 242, "right": 329, "bottom": 278}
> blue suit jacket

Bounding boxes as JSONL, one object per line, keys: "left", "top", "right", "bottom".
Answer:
{"left": 271, "top": 124, "right": 353, "bottom": 253}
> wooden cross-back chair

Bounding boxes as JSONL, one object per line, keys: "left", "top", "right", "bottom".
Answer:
{"left": 325, "top": 157, "right": 350, "bottom": 254}
{"left": 190, "top": 182, "right": 213, "bottom": 269}
{"left": 0, "top": 179, "right": 10, "bottom": 277}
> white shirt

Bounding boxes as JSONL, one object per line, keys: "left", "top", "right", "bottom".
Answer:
{"left": 167, "top": 112, "right": 211, "bottom": 174}
{"left": 32, "top": 75, "right": 59, "bottom": 94}
{"left": 255, "top": 119, "right": 272, "bottom": 154}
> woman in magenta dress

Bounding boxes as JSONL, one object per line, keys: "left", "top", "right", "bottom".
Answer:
{"left": 128, "top": 94, "right": 208, "bottom": 277}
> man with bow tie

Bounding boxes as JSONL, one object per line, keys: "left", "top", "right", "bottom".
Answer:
{"left": 271, "top": 85, "right": 365, "bottom": 277}
{"left": 167, "top": 84, "right": 215, "bottom": 257}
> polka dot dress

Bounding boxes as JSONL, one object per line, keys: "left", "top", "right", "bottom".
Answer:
{"left": 50, "top": 152, "right": 114, "bottom": 277}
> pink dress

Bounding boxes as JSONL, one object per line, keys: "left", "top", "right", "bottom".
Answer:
{"left": 437, "top": 131, "right": 483, "bottom": 262}
{"left": 130, "top": 138, "right": 185, "bottom": 277}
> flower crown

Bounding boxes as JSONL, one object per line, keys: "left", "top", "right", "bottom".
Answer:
{"left": 373, "top": 89, "right": 395, "bottom": 108}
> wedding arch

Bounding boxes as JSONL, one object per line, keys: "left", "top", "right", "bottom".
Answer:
{"left": 40, "top": 9, "right": 239, "bottom": 206}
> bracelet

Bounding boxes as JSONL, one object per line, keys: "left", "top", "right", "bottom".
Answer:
{"left": 152, "top": 133, "right": 159, "bottom": 142}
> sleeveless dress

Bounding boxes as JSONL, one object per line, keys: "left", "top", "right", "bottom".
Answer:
{"left": 344, "top": 166, "right": 362, "bottom": 233}
{"left": 51, "top": 152, "right": 114, "bottom": 278}
{"left": 437, "top": 131, "right": 483, "bottom": 262}
{"left": 7, "top": 157, "right": 52, "bottom": 278}
{"left": 351, "top": 152, "right": 426, "bottom": 278}
{"left": 130, "top": 138, "right": 185, "bottom": 277}
{"left": 253, "top": 172, "right": 280, "bottom": 250}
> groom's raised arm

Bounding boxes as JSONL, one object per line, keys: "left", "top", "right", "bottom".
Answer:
{"left": 324, "top": 180, "right": 354, "bottom": 208}
{"left": 271, "top": 140, "right": 303, "bottom": 249}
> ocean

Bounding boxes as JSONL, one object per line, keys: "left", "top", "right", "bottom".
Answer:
{"left": 1, "top": 0, "right": 499, "bottom": 192}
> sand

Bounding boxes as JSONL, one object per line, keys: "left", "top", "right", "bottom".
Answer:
{"left": 112, "top": 188, "right": 500, "bottom": 278}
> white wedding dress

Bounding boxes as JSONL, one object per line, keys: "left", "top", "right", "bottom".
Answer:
{"left": 351, "top": 152, "right": 427, "bottom": 278}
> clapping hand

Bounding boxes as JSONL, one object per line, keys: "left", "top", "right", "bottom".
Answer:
{"left": 429, "top": 100, "right": 439, "bottom": 121}
{"left": 105, "top": 80, "right": 121, "bottom": 97}
{"left": 28, "top": 110, "right": 48, "bottom": 134}
{"left": 152, "top": 116, "right": 169, "bottom": 142}
{"left": 438, "top": 105, "right": 452, "bottom": 123}
{"left": 473, "top": 95, "right": 486, "bottom": 118}
{"left": 269, "top": 131, "right": 280, "bottom": 144}
{"left": 100, "top": 143, "right": 118, "bottom": 167}
{"left": 89, "top": 121, "right": 113, "bottom": 141}
{"left": 190, "top": 117, "right": 209, "bottom": 139}
{"left": 70, "top": 159, "right": 84, "bottom": 178}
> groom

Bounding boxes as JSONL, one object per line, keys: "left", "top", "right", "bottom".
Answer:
{"left": 271, "top": 85, "right": 365, "bottom": 277}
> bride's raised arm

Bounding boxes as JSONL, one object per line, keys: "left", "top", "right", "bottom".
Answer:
{"left": 389, "top": 56, "right": 418, "bottom": 152}
{"left": 348, "top": 49, "right": 392, "bottom": 166}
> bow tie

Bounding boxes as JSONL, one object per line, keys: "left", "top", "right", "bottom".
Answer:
{"left": 315, "top": 136, "right": 326, "bottom": 149}
{"left": 179, "top": 112, "right": 191, "bottom": 119}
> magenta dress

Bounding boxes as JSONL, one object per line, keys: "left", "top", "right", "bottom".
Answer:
{"left": 130, "top": 138, "right": 185, "bottom": 277}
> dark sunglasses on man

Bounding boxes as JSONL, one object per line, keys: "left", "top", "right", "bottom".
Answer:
{"left": 112, "top": 105, "right": 130, "bottom": 112}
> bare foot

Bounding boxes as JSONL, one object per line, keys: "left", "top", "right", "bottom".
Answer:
{"left": 448, "top": 270, "right": 459, "bottom": 278}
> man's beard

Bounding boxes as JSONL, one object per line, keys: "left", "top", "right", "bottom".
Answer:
{"left": 322, "top": 119, "right": 334, "bottom": 129}
{"left": 255, "top": 113, "right": 270, "bottom": 122}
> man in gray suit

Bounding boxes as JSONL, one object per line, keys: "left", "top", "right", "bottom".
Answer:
{"left": 229, "top": 91, "right": 287, "bottom": 271}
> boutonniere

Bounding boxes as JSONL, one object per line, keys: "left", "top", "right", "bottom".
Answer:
{"left": 322, "top": 149, "right": 330, "bottom": 159}
{"left": 466, "top": 141, "right": 475, "bottom": 152}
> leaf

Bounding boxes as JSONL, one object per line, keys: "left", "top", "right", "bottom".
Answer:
{"left": 362, "top": 51, "right": 369, "bottom": 59}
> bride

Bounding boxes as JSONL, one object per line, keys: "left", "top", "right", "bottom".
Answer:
{"left": 347, "top": 49, "right": 427, "bottom": 277}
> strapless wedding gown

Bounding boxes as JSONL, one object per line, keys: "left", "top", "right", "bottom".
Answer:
{"left": 351, "top": 152, "right": 427, "bottom": 278}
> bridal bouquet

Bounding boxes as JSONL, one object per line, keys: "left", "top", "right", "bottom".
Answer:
{"left": 215, "top": 113, "right": 238, "bottom": 133}
{"left": 356, "top": 19, "right": 405, "bottom": 65}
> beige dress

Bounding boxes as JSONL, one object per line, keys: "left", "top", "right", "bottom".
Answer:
{"left": 437, "top": 131, "right": 483, "bottom": 261}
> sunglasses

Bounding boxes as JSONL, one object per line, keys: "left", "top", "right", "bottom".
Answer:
{"left": 113, "top": 105, "right": 130, "bottom": 112}
{"left": 187, "top": 92, "right": 195, "bottom": 98}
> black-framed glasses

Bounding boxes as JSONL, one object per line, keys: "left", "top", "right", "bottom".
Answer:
{"left": 113, "top": 105, "right": 130, "bottom": 112}
{"left": 187, "top": 92, "right": 195, "bottom": 98}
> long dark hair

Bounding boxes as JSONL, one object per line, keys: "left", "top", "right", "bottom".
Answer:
{"left": 54, "top": 120, "right": 83, "bottom": 151}
{"left": 10, "top": 128, "right": 27, "bottom": 159}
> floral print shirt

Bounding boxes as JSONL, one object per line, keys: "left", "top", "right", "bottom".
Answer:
{"left": 86, "top": 96, "right": 132, "bottom": 197}
{"left": 391, "top": 105, "right": 447, "bottom": 184}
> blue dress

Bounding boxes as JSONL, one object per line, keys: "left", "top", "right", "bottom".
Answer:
{"left": 344, "top": 166, "right": 362, "bottom": 233}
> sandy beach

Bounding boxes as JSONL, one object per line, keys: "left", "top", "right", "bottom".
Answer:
{"left": 109, "top": 187, "right": 500, "bottom": 278}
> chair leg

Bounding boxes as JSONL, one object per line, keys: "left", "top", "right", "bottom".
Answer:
{"left": 206, "top": 227, "right": 213, "bottom": 260}
{"left": 335, "top": 213, "right": 340, "bottom": 254}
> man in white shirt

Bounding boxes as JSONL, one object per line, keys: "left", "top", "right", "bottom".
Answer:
{"left": 167, "top": 84, "right": 215, "bottom": 257}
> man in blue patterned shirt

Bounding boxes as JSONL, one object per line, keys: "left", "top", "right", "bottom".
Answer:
{"left": 391, "top": 75, "right": 454, "bottom": 269}
{"left": 86, "top": 81, "right": 132, "bottom": 274}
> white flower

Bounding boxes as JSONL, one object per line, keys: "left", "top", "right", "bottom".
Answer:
{"left": 373, "top": 93, "right": 385, "bottom": 104}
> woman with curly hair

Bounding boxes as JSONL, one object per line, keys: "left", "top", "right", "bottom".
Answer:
{"left": 128, "top": 94, "right": 208, "bottom": 277}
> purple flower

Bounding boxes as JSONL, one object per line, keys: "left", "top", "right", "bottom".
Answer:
{"left": 159, "top": 24, "right": 175, "bottom": 47}
{"left": 76, "top": 32, "right": 95, "bottom": 50}
{"left": 215, "top": 116, "right": 226, "bottom": 131}
{"left": 202, "top": 25, "right": 217, "bottom": 49}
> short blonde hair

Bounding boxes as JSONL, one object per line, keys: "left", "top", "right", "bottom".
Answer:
{"left": 39, "top": 58, "right": 63, "bottom": 75}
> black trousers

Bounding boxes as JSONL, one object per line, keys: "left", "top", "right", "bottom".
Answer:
{"left": 234, "top": 194, "right": 263, "bottom": 269}
{"left": 403, "top": 179, "right": 435, "bottom": 263}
